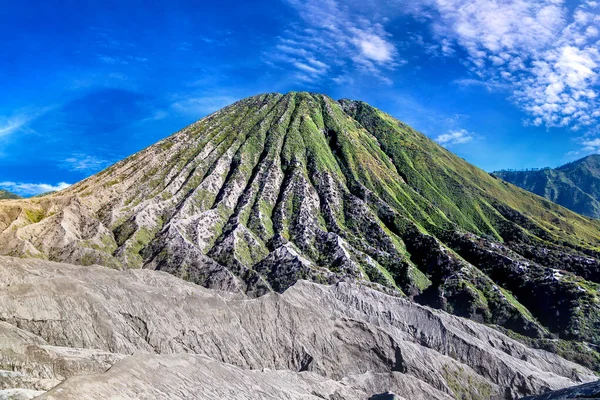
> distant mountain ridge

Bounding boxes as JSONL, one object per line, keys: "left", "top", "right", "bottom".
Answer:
{"left": 0, "top": 189, "right": 21, "bottom": 199}
{"left": 494, "top": 154, "right": 600, "bottom": 219}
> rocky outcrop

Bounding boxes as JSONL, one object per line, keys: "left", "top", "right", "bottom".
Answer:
{"left": 520, "top": 380, "right": 600, "bottom": 399}
{"left": 0, "top": 256, "right": 596, "bottom": 399}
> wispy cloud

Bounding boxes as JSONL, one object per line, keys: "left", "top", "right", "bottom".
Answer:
{"left": 60, "top": 153, "right": 112, "bottom": 173}
{"left": 414, "top": 0, "right": 600, "bottom": 130}
{"left": 90, "top": 27, "right": 150, "bottom": 67}
{"left": 96, "top": 54, "right": 149, "bottom": 65}
{"left": 268, "top": 0, "right": 401, "bottom": 84}
{"left": 170, "top": 95, "right": 238, "bottom": 116}
{"left": 0, "top": 115, "right": 30, "bottom": 138}
{"left": 0, "top": 107, "right": 52, "bottom": 138}
{"left": 567, "top": 134, "right": 600, "bottom": 158}
{"left": 583, "top": 137, "right": 600, "bottom": 149}
{"left": 454, "top": 78, "right": 510, "bottom": 92}
{"left": 435, "top": 128, "right": 475, "bottom": 145}
{"left": 0, "top": 181, "right": 71, "bottom": 197}
{"left": 141, "top": 110, "right": 169, "bottom": 122}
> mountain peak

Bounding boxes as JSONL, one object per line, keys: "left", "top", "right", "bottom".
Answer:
{"left": 3, "top": 94, "right": 600, "bottom": 368}
{"left": 565, "top": 153, "right": 600, "bottom": 170}
{"left": 559, "top": 153, "right": 600, "bottom": 167}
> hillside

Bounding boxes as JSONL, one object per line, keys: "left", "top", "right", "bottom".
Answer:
{"left": 494, "top": 155, "right": 600, "bottom": 219}
{"left": 2, "top": 92, "right": 600, "bottom": 372}
{"left": 0, "top": 189, "right": 20, "bottom": 199}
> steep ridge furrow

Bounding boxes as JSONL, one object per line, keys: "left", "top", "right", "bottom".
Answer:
{"left": 160, "top": 94, "right": 280, "bottom": 194}
{"left": 316, "top": 129, "right": 420, "bottom": 291}
{"left": 270, "top": 99, "right": 302, "bottom": 238}
{"left": 179, "top": 101, "right": 276, "bottom": 210}
{"left": 219, "top": 99, "right": 291, "bottom": 228}
{"left": 216, "top": 94, "right": 292, "bottom": 210}
{"left": 197, "top": 107, "right": 308, "bottom": 294}
{"left": 158, "top": 123, "right": 261, "bottom": 237}
{"left": 246, "top": 151, "right": 284, "bottom": 243}
{"left": 170, "top": 133, "right": 235, "bottom": 198}
{"left": 256, "top": 98, "right": 297, "bottom": 240}
{"left": 302, "top": 99, "right": 408, "bottom": 288}
{"left": 156, "top": 135, "right": 220, "bottom": 197}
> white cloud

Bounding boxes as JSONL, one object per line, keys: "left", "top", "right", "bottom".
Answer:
{"left": 435, "top": 128, "right": 474, "bottom": 145}
{"left": 171, "top": 95, "right": 238, "bottom": 116}
{"left": 0, "top": 181, "right": 71, "bottom": 197}
{"left": 584, "top": 138, "right": 600, "bottom": 147}
{"left": 293, "top": 62, "right": 322, "bottom": 75}
{"left": 269, "top": 0, "right": 400, "bottom": 83}
{"left": 273, "top": 0, "right": 599, "bottom": 126}
{"left": 0, "top": 109, "right": 50, "bottom": 138}
{"left": 564, "top": 130, "right": 600, "bottom": 158}
{"left": 0, "top": 116, "right": 29, "bottom": 138}
{"left": 61, "top": 153, "right": 111, "bottom": 172}
{"left": 0, "top": 106, "right": 55, "bottom": 142}
{"left": 413, "top": 0, "right": 600, "bottom": 129}
{"left": 352, "top": 31, "right": 395, "bottom": 62}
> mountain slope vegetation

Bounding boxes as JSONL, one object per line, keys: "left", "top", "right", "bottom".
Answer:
{"left": 2, "top": 92, "right": 600, "bottom": 369}
{"left": 494, "top": 155, "right": 600, "bottom": 219}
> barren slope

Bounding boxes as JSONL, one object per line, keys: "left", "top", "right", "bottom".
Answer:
{"left": 0, "top": 256, "right": 595, "bottom": 399}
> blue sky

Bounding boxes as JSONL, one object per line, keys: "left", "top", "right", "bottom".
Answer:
{"left": 1, "top": 0, "right": 599, "bottom": 195}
